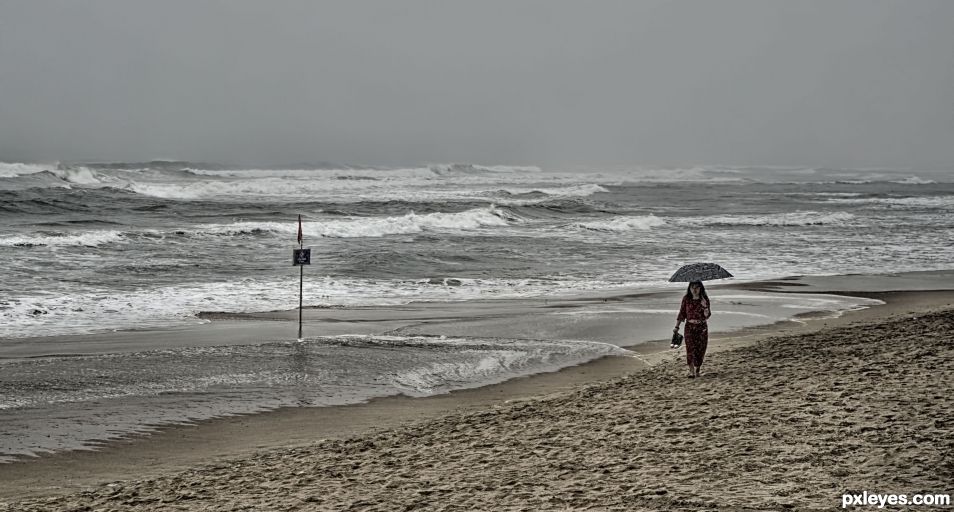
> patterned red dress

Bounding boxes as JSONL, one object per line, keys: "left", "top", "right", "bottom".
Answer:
{"left": 677, "top": 296, "right": 710, "bottom": 367}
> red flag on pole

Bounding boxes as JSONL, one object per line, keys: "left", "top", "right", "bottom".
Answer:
{"left": 297, "top": 214, "right": 303, "bottom": 244}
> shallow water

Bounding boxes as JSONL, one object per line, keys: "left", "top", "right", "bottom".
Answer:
{"left": 0, "top": 287, "right": 882, "bottom": 462}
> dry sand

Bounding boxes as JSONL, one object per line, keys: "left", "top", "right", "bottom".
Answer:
{"left": 1, "top": 290, "right": 952, "bottom": 511}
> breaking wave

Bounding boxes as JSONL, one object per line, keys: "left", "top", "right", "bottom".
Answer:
{"left": 825, "top": 175, "right": 940, "bottom": 185}
{"left": 198, "top": 206, "right": 520, "bottom": 238}
{"left": 678, "top": 211, "right": 857, "bottom": 227}
{"left": 0, "top": 164, "right": 113, "bottom": 184}
{"left": 0, "top": 162, "right": 59, "bottom": 178}
{"left": 893, "top": 176, "right": 937, "bottom": 185}
{"left": 384, "top": 337, "right": 628, "bottom": 395}
{"left": 0, "top": 274, "right": 640, "bottom": 339}
{"left": 123, "top": 178, "right": 348, "bottom": 200}
{"left": 1, "top": 206, "right": 521, "bottom": 247}
{"left": 495, "top": 184, "right": 609, "bottom": 198}
{"left": 575, "top": 215, "right": 666, "bottom": 232}
{"left": 54, "top": 167, "right": 106, "bottom": 185}
{"left": 825, "top": 196, "right": 954, "bottom": 209}
{"left": 428, "top": 163, "right": 543, "bottom": 176}
{"left": 125, "top": 179, "right": 605, "bottom": 203}
{"left": 0, "top": 230, "right": 126, "bottom": 247}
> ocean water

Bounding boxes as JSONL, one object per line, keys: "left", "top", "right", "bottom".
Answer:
{"left": 1, "top": 161, "right": 952, "bottom": 460}
{"left": 3, "top": 162, "right": 952, "bottom": 338}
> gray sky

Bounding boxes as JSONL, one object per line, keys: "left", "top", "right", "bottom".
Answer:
{"left": 1, "top": 0, "right": 952, "bottom": 168}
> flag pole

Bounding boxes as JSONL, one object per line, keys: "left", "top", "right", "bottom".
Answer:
{"left": 298, "top": 253, "right": 303, "bottom": 340}
{"left": 298, "top": 214, "right": 304, "bottom": 340}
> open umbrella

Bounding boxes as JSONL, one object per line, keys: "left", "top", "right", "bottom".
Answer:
{"left": 668, "top": 262, "right": 733, "bottom": 282}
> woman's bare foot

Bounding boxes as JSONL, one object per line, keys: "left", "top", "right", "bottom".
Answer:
{"left": 694, "top": 367, "right": 702, "bottom": 378}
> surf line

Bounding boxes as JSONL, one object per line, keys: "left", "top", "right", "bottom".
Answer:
{"left": 293, "top": 214, "right": 311, "bottom": 340}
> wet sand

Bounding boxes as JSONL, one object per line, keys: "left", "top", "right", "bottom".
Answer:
{"left": 1, "top": 275, "right": 953, "bottom": 509}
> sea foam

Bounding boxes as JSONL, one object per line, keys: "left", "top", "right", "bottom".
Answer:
{"left": 387, "top": 337, "right": 627, "bottom": 395}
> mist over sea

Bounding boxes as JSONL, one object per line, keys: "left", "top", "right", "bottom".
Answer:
{"left": 1, "top": 161, "right": 952, "bottom": 460}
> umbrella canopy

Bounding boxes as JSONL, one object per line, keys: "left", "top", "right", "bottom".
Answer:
{"left": 668, "top": 262, "right": 733, "bottom": 282}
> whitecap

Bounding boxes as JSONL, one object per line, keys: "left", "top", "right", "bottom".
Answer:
{"left": 0, "top": 162, "right": 58, "bottom": 178}
{"left": 826, "top": 196, "right": 954, "bottom": 209}
{"left": 893, "top": 176, "right": 937, "bottom": 185}
{"left": 52, "top": 167, "right": 105, "bottom": 185}
{"left": 499, "top": 183, "right": 609, "bottom": 198}
{"left": 192, "top": 206, "right": 518, "bottom": 238}
{"left": 676, "top": 211, "right": 856, "bottom": 227}
{"left": 0, "top": 230, "right": 126, "bottom": 247}
{"left": 574, "top": 215, "right": 666, "bottom": 232}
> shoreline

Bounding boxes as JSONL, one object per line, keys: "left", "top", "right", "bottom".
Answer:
{"left": 11, "top": 300, "right": 948, "bottom": 510}
{"left": 2, "top": 276, "right": 954, "bottom": 501}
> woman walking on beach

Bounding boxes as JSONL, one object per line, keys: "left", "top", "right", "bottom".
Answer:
{"left": 674, "top": 281, "right": 711, "bottom": 378}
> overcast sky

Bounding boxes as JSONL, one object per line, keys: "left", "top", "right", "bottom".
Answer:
{"left": 1, "top": 1, "right": 952, "bottom": 168}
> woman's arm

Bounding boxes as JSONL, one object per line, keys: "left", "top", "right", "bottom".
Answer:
{"left": 675, "top": 297, "right": 687, "bottom": 331}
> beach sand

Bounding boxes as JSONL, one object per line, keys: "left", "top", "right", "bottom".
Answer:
{"left": 1, "top": 282, "right": 952, "bottom": 510}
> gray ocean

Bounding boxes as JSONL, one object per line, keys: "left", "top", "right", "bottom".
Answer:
{"left": 1, "top": 162, "right": 952, "bottom": 460}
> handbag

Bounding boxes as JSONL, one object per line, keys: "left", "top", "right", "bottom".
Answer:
{"left": 671, "top": 331, "right": 684, "bottom": 347}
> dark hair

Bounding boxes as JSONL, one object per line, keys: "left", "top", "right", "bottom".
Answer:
{"left": 684, "top": 281, "right": 709, "bottom": 303}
